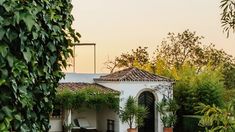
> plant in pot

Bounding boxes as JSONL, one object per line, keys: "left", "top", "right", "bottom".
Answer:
{"left": 120, "top": 96, "right": 148, "bottom": 132}
{"left": 63, "top": 121, "right": 74, "bottom": 132}
{"left": 156, "top": 98, "right": 178, "bottom": 132}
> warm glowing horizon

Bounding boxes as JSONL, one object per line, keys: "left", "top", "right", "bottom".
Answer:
{"left": 66, "top": 0, "right": 235, "bottom": 73}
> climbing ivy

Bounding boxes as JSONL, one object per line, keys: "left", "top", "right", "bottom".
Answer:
{"left": 0, "top": 0, "right": 79, "bottom": 131}
{"left": 56, "top": 87, "right": 120, "bottom": 112}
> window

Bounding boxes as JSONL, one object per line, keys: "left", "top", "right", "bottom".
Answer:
{"left": 107, "top": 119, "right": 114, "bottom": 132}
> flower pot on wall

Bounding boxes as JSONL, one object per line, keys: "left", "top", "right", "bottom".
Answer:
{"left": 163, "top": 127, "right": 173, "bottom": 132}
{"left": 127, "top": 128, "right": 137, "bottom": 132}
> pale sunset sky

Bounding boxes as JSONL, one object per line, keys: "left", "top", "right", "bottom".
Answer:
{"left": 66, "top": 0, "right": 235, "bottom": 73}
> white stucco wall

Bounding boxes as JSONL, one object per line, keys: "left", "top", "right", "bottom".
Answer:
{"left": 49, "top": 119, "right": 63, "bottom": 132}
{"left": 97, "top": 107, "right": 119, "bottom": 132}
{"left": 97, "top": 81, "right": 172, "bottom": 132}
{"left": 71, "top": 108, "right": 97, "bottom": 128}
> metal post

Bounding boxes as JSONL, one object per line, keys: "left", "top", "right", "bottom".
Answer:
{"left": 73, "top": 45, "right": 75, "bottom": 72}
{"left": 94, "top": 44, "right": 96, "bottom": 73}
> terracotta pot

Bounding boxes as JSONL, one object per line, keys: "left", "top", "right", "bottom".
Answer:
{"left": 127, "top": 128, "right": 137, "bottom": 132}
{"left": 164, "top": 127, "right": 173, "bottom": 132}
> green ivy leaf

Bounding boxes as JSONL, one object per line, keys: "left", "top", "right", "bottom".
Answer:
{"left": 23, "top": 48, "right": 32, "bottom": 63}
{"left": 0, "top": 79, "right": 6, "bottom": 86}
{"left": 48, "top": 43, "right": 56, "bottom": 52}
{"left": 0, "top": 0, "right": 79, "bottom": 130}
{"left": 1, "top": 106, "right": 12, "bottom": 117}
{"left": 7, "top": 55, "right": 14, "bottom": 67}
{"left": 14, "top": 11, "right": 20, "bottom": 24}
{"left": 0, "top": 123, "right": 7, "bottom": 131}
{"left": 32, "top": 32, "right": 38, "bottom": 39}
{"left": 0, "top": 0, "right": 6, "bottom": 5}
{"left": 21, "top": 13, "right": 35, "bottom": 31}
{"left": 0, "top": 44, "right": 8, "bottom": 57}
{"left": 6, "top": 29, "right": 18, "bottom": 42}
{"left": 0, "top": 27, "right": 5, "bottom": 40}
{"left": 0, "top": 69, "right": 8, "bottom": 78}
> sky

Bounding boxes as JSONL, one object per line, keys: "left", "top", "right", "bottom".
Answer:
{"left": 66, "top": 0, "right": 235, "bottom": 73}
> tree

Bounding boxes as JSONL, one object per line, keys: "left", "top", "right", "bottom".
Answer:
{"left": 105, "top": 46, "right": 152, "bottom": 73}
{"left": 154, "top": 30, "right": 205, "bottom": 70}
{"left": 106, "top": 30, "right": 235, "bottom": 89}
{"left": 174, "top": 64, "right": 225, "bottom": 115}
{"left": 154, "top": 30, "right": 235, "bottom": 89}
{"left": 220, "top": 0, "right": 235, "bottom": 37}
{"left": 0, "top": 0, "right": 79, "bottom": 131}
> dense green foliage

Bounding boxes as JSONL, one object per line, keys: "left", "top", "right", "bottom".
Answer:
{"left": 0, "top": 0, "right": 79, "bottom": 131}
{"left": 223, "top": 89, "right": 235, "bottom": 102}
{"left": 174, "top": 65, "right": 225, "bottom": 115}
{"left": 197, "top": 103, "right": 235, "bottom": 131}
{"left": 56, "top": 87, "right": 120, "bottom": 111}
{"left": 119, "top": 96, "right": 148, "bottom": 129}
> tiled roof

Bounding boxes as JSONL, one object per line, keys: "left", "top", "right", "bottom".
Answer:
{"left": 94, "top": 67, "right": 172, "bottom": 82}
{"left": 58, "top": 83, "right": 119, "bottom": 93}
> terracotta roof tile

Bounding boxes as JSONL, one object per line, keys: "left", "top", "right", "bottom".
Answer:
{"left": 94, "top": 67, "right": 172, "bottom": 82}
{"left": 58, "top": 83, "right": 119, "bottom": 93}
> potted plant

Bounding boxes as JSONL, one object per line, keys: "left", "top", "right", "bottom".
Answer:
{"left": 156, "top": 98, "right": 178, "bottom": 132}
{"left": 63, "top": 122, "right": 74, "bottom": 132}
{"left": 120, "top": 96, "right": 148, "bottom": 132}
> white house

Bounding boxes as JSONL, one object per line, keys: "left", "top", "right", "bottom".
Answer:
{"left": 50, "top": 67, "right": 173, "bottom": 132}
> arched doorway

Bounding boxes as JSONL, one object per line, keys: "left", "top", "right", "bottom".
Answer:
{"left": 138, "top": 91, "right": 155, "bottom": 132}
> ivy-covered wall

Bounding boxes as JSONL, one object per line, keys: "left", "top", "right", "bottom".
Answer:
{"left": 0, "top": 0, "right": 79, "bottom": 131}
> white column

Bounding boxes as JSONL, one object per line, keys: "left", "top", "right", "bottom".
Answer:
{"left": 67, "top": 109, "right": 72, "bottom": 132}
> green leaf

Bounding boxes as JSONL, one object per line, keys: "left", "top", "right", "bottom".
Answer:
{"left": 21, "top": 13, "right": 35, "bottom": 31}
{"left": 48, "top": 43, "right": 56, "bottom": 52}
{"left": 0, "top": 123, "right": 6, "bottom": 131}
{"left": 1, "top": 106, "right": 12, "bottom": 117}
{"left": 0, "top": 0, "right": 6, "bottom": 5}
{"left": 14, "top": 11, "right": 20, "bottom": 24}
{"left": 0, "top": 69, "right": 8, "bottom": 78}
{"left": 0, "top": 44, "right": 8, "bottom": 57}
{"left": 32, "top": 32, "right": 38, "bottom": 39}
{"left": 0, "top": 79, "right": 6, "bottom": 86}
{"left": 0, "top": 27, "right": 5, "bottom": 40}
{"left": 7, "top": 55, "right": 14, "bottom": 67}
{"left": 23, "top": 48, "right": 32, "bottom": 63}
{"left": 6, "top": 29, "right": 18, "bottom": 42}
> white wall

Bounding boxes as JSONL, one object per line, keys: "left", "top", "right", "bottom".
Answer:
{"left": 71, "top": 108, "right": 97, "bottom": 127}
{"left": 49, "top": 119, "right": 63, "bottom": 132}
{"left": 98, "top": 81, "right": 171, "bottom": 132}
{"left": 97, "top": 107, "right": 119, "bottom": 132}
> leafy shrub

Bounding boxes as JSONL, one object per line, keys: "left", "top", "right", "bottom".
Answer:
{"left": 0, "top": 0, "right": 79, "bottom": 131}
{"left": 196, "top": 103, "right": 235, "bottom": 132}
{"left": 174, "top": 65, "right": 225, "bottom": 115}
